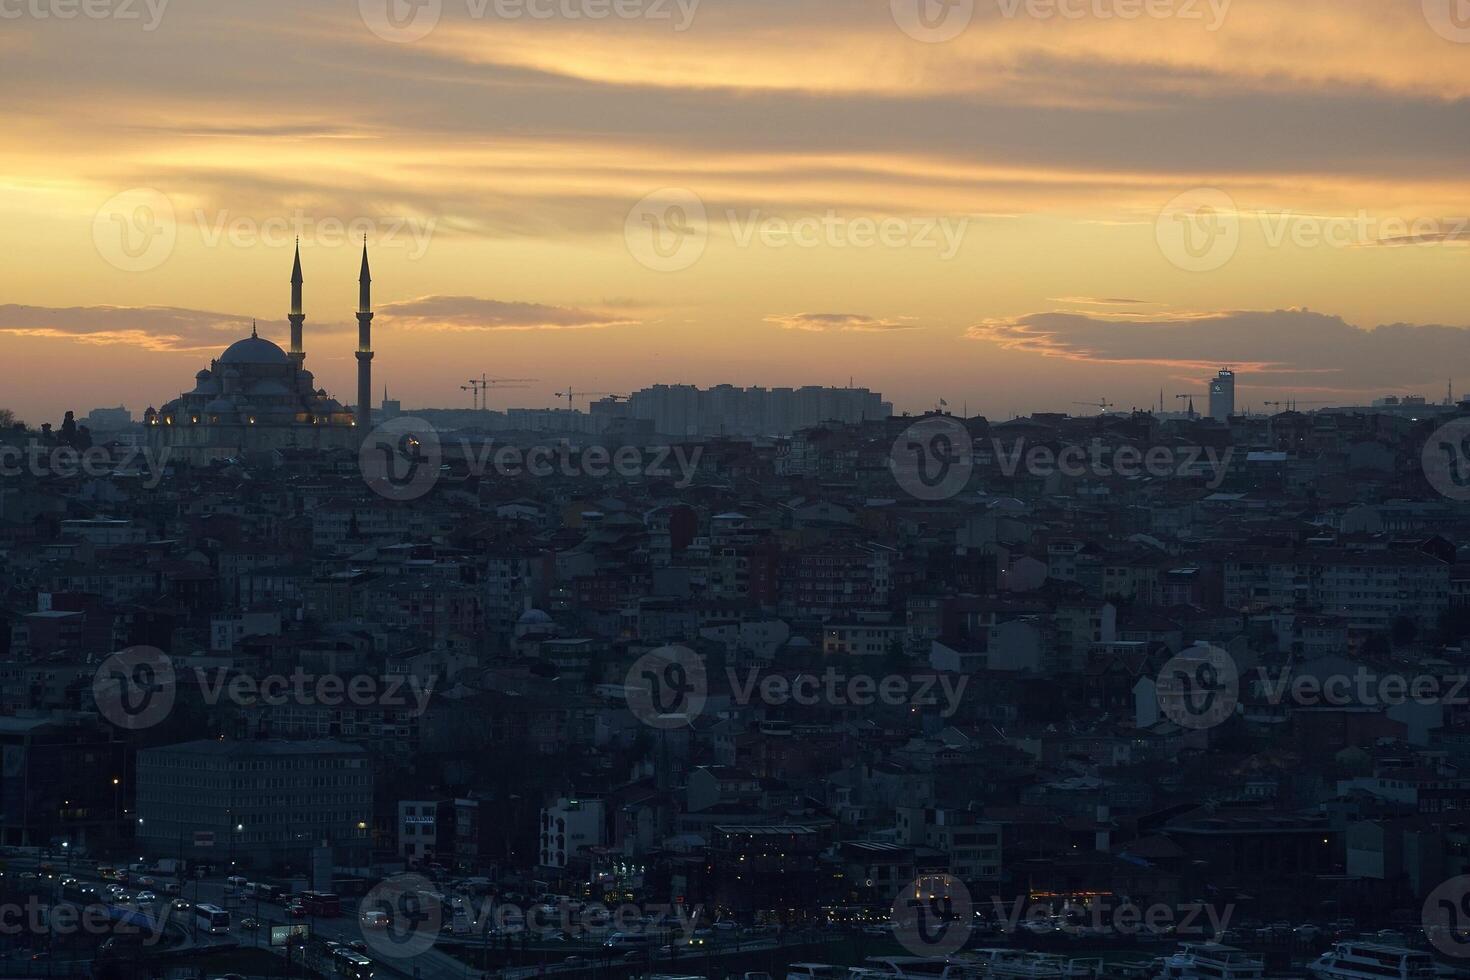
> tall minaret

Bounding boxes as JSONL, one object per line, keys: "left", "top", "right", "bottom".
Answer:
{"left": 288, "top": 239, "right": 306, "bottom": 369}
{"left": 356, "top": 238, "right": 374, "bottom": 430}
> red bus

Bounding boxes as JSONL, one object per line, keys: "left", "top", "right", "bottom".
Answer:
{"left": 300, "top": 891, "right": 341, "bottom": 918}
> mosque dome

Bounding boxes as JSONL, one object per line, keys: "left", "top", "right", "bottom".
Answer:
{"left": 248, "top": 380, "right": 292, "bottom": 397}
{"left": 220, "top": 335, "right": 289, "bottom": 366}
{"left": 518, "top": 608, "right": 554, "bottom": 626}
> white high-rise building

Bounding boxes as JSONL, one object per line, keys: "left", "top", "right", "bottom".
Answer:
{"left": 1209, "top": 368, "right": 1235, "bottom": 421}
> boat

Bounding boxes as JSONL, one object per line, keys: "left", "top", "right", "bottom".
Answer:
{"left": 861, "top": 957, "right": 981, "bottom": 979}
{"left": 964, "top": 949, "right": 1070, "bottom": 979}
{"left": 1031, "top": 954, "right": 1102, "bottom": 979}
{"left": 1308, "top": 942, "right": 1438, "bottom": 980}
{"left": 788, "top": 966, "right": 849, "bottom": 980}
{"left": 1157, "top": 943, "right": 1265, "bottom": 980}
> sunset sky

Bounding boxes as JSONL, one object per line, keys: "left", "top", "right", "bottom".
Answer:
{"left": 2, "top": 0, "right": 1469, "bottom": 424}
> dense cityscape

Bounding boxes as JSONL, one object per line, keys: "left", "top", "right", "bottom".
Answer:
{"left": 6, "top": 1, "right": 1470, "bottom": 979}
{"left": 8, "top": 264, "right": 1470, "bottom": 980}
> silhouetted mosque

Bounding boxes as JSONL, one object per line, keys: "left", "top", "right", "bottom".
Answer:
{"left": 144, "top": 243, "right": 377, "bottom": 463}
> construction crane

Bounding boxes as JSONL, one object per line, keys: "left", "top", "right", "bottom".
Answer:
{"left": 554, "top": 389, "right": 626, "bottom": 410}
{"left": 1072, "top": 398, "right": 1115, "bottom": 414}
{"left": 1262, "top": 399, "right": 1331, "bottom": 412}
{"left": 463, "top": 374, "right": 541, "bottom": 410}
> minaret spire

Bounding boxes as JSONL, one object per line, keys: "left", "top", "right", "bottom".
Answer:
{"left": 355, "top": 237, "right": 374, "bottom": 431}
{"left": 288, "top": 239, "right": 306, "bottom": 368}
{"left": 358, "top": 236, "right": 372, "bottom": 314}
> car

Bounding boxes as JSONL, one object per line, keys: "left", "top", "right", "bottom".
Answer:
{"left": 287, "top": 902, "right": 306, "bottom": 918}
{"left": 137, "top": 891, "right": 157, "bottom": 903}
{"left": 60, "top": 876, "right": 77, "bottom": 888}
{"left": 164, "top": 882, "right": 181, "bottom": 895}
{"left": 622, "top": 951, "right": 645, "bottom": 962}
{"left": 172, "top": 899, "right": 192, "bottom": 911}
{"left": 226, "top": 875, "right": 247, "bottom": 890}
{"left": 137, "top": 876, "right": 155, "bottom": 887}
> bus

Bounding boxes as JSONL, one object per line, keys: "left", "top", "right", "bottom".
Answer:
{"left": 300, "top": 891, "right": 341, "bottom": 917}
{"left": 332, "top": 948, "right": 374, "bottom": 980}
{"left": 194, "top": 903, "right": 231, "bottom": 934}
{"left": 244, "top": 881, "right": 285, "bottom": 903}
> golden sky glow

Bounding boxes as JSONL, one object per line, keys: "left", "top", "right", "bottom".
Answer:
{"left": 1, "top": 0, "right": 1468, "bottom": 422}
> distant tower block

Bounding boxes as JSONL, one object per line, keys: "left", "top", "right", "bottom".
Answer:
{"left": 356, "top": 240, "right": 374, "bottom": 430}
{"left": 1209, "top": 368, "right": 1235, "bottom": 422}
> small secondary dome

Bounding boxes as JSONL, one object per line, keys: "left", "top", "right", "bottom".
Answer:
{"left": 219, "top": 336, "right": 289, "bottom": 366}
